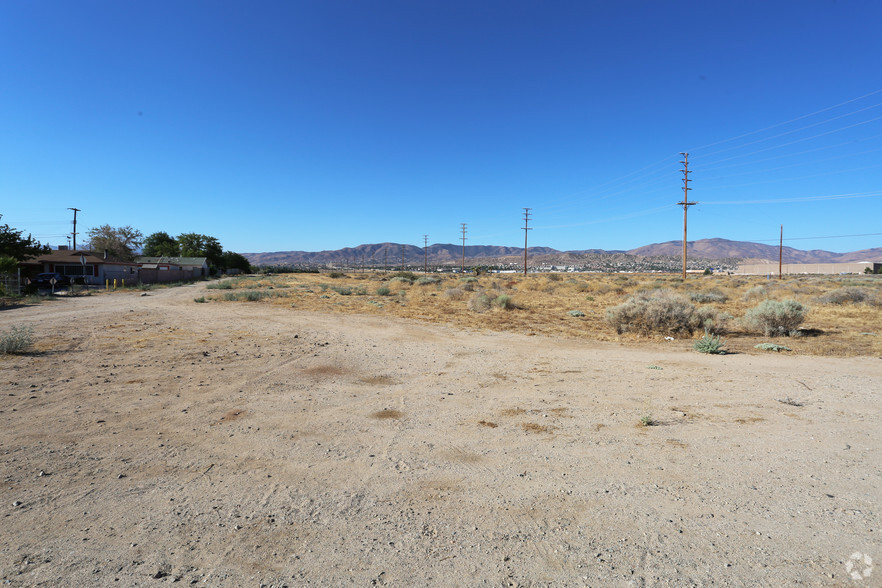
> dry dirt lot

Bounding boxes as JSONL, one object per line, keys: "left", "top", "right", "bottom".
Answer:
{"left": 1, "top": 282, "right": 880, "bottom": 587}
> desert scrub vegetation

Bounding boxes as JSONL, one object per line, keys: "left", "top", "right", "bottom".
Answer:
{"left": 816, "top": 286, "right": 873, "bottom": 305}
{"left": 218, "top": 270, "right": 882, "bottom": 356}
{"left": 605, "top": 289, "right": 695, "bottom": 336}
{"left": 1, "top": 325, "right": 34, "bottom": 354}
{"left": 743, "top": 299, "right": 808, "bottom": 336}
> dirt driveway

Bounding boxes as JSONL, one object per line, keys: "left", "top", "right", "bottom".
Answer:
{"left": 1, "top": 283, "right": 879, "bottom": 586}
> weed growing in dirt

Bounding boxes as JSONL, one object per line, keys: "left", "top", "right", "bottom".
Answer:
{"left": 639, "top": 414, "right": 657, "bottom": 427}
{"left": 693, "top": 331, "right": 726, "bottom": 354}
{"left": 194, "top": 297, "right": 207, "bottom": 303}
{"left": 755, "top": 342, "right": 791, "bottom": 352}
{"left": 0, "top": 325, "right": 34, "bottom": 354}
{"left": 493, "top": 294, "right": 514, "bottom": 309}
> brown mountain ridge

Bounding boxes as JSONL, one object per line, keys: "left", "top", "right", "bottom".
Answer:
{"left": 244, "top": 238, "right": 882, "bottom": 267}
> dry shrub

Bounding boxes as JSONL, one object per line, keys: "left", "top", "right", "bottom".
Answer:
{"left": 467, "top": 292, "right": 492, "bottom": 313}
{"left": 693, "top": 305, "right": 733, "bottom": 335}
{"left": 444, "top": 287, "right": 465, "bottom": 300}
{"left": 817, "top": 286, "right": 871, "bottom": 305}
{"left": 743, "top": 299, "right": 808, "bottom": 336}
{"left": 605, "top": 289, "right": 695, "bottom": 335}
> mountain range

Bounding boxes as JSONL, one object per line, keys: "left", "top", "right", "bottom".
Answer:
{"left": 244, "top": 238, "right": 882, "bottom": 267}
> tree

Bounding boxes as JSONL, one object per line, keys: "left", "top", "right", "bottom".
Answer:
{"left": 0, "top": 216, "right": 51, "bottom": 260}
{"left": 142, "top": 232, "right": 180, "bottom": 257}
{"left": 176, "top": 233, "right": 223, "bottom": 269}
{"left": 87, "top": 225, "right": 143, "bottom": 261}
{"left": 221, "top": 251, "right": 251, "bottom": 273}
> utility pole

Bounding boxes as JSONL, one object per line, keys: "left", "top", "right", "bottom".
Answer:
{"left": 676, "top": 153, "right": 696, "bottom": 280}
{"left": 522, "top": 208, "right": 532, "bottom": 275}
{"left": 460, "top": 223, "right": 467, "bottom": 273}
{"left": 779, "top": 225, "right": 783, "bottom": 280}
{"left": 68, "top": 207, "right": 81, "bottom": 250}
{"left": 423, "top": 235, "right": 428, "bottom": 274}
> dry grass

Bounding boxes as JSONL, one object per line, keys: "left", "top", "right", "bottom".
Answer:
{"left": 208, "top": 271, "right": 882, "bottom": 357}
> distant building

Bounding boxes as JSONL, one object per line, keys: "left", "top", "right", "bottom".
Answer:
{"left": 135, "top": 257, "right": 209, "bottom": 282}
{"left": 735, "top": 262, "right": 880, "bottom": 275}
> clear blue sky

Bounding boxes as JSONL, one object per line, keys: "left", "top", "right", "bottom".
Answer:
{"left": 2, "top": 1, "right": 881, "bottom": 255}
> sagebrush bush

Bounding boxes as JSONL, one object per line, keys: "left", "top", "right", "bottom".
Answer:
{"left": 689, "top": 289, "right": 728, "bottom": 304}
{"left": 0, "top": 325, "right": 34, "bottom": 354}
{"left": 743, "top": 285, "right": 767, "bottom": 300}
{"left": 376, "top": 286, "right": 391, "bottom": 296}
{"left": 743, "top": 299, "right": 807, "bottom": 336}
{"left": 817, "top": 286, "right": 870, "bottom": 305}
{"left": 605, "top": 289, "right": 695, "bottom": 335}
{"left": 467, "top": 293, "right": 491, "bottom": 313}
{"left": 443, "top": 287, "right": 464, "bottom": 300}
{"left": 416, "top": 276, "right": 440, "bottom": 286}
{"left": 693, "top": 305, "right": 733, "bottom": 335}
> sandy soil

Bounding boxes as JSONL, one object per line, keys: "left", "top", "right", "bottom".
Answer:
{"left": 1, "top": 282, "right": 880, "bottom": 587}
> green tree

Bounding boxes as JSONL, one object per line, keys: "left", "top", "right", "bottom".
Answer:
{"left": 177, "top": 233, "right": 223, "bottom": 269}
{"left": 0, "top": 216, "right": 51, "bottom": 260}
{"left": 221, "top": 251, "right": 251, "bottom": 273}
{"left": 142, "top": 231, "right": 180, "bottom": 257}
{"left": 87, "top": 225, "right": 143, "bottom": 261}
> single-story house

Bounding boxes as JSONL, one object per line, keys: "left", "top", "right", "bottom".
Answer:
{"left": 25, "top": 249, "right": 140, "bottom": 285}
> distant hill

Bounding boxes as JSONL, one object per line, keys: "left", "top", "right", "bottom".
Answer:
{"left": 627, "top": 238, "right": 882, "bottom": 263}
{"left": 244, "top": 238, "right": 881, "bottom": 267}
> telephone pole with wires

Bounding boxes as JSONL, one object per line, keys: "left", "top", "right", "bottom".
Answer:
{"left": 460, "top": 223, "right": 467, "bottom": 272}
{"left": 68, "top": 207, "right": 81, "bottom": 250}
{"left": 423, "top": 235, "right": 429, "bottom": 274}
{"left": 676, "top": 154, "right": 696, "bottom": 279}
{"left": 522, "top": 208, "right": 532, "bottom": 275}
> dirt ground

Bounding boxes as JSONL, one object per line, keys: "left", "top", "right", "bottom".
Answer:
{"left": 1, "top": 282, "right": 879, "bottom": 587}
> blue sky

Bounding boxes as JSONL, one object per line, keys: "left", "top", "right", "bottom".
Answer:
{"left": 2, "top": 0, "right": 881, "bottom": 255}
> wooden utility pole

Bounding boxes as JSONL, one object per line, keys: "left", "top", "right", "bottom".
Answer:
{"left": 779, "top": 225, "right": 783, "bottom": 279}
{"left": 423, "top": 235, "right": 428, "bottom": 274}
{"left": 68, "top": 207, "right": 81, "bottom": 250}
{"left": 676, "top": 153, "right": 696, "bottom": 279}
{"left": 522, "top": 208, "right": 532, "bottom": 275}
{"left": 460, "top": 223, "right": 467, "bottom": 273}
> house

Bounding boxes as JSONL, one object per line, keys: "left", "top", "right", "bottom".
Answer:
{"left": 135, "top": 256, "right": 209, "bottom": 283}
{"left": 25, "top": 249, "right": 140, "bottom": 285}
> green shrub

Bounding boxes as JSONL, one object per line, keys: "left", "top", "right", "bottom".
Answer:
{"left": 328, "top": 272, "right": 346, "bottom": 278}
{"left": 493, "top": 294, "right": 514, "bottom": 310}
{"left": 376, "top": 286, "right": 391, "bottom": 296}
{"left": 330, "top": 286, "right": 352, "bottom": 296}
{"left": 459, "top": 276, "right": 478, "bottom": 283}
{"left": 743, "top": 299, "right": 807, "bottom": 337}
{"left": 0, "top": 325, "right": 34, "bottom": 354}
{"left": 567, "top": 310, "right": 585, "bottom": 317}
{"left": 605, "top": 289, "right": 695, "bottom": 335}
{"left": 390, "top": 271, "right": 417, "bottom": 282}
{"left": 415, "top": 276, "right": 440, "bottom": 286}
{"left": 193, "top": 296, "right": 207, "bottom": 303}
{"left": 693, "top": 331, "right": 726, "bottom": 354}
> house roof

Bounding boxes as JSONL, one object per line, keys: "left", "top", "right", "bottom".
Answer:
{"left": 29, "top": 250, "right": 133, "bottom": 265}
{"left": 135, "top": 256, "right": 208, "bottom": 266}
